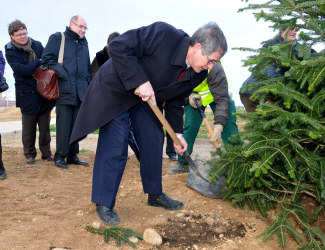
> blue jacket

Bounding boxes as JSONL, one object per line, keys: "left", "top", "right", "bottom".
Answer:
{"left": 41, "top": 27, "right": 91, "bottom": 106}
{"left": 5, "top": 39, "right": 55, "bottom": 114}
{"left": 239, "top": 36, "right": 318, "bottom": 95}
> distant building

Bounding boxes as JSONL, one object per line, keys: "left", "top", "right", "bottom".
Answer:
{"left": 0, "top": 99, "right": 15, "bottom": 108}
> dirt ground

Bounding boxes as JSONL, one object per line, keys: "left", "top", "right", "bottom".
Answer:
{"left": 0, "top": 107, "right": 299, "bottom": 249}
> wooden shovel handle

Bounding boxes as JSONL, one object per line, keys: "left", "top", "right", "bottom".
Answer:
{"left": 203, "top": 118, "right": 219, "bottom": 148}
{"left": 134, "top": 87, "right": 183, "bottom": 147}
{"left": 192, "top": 97, "right": 219, "bottom": 148}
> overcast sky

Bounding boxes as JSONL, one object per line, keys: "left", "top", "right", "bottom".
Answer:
{"left": 1, "top": 0, "right": 313, "bottom": 105}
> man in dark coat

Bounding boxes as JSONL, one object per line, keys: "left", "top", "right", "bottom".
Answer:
{"left": 5, "top": 20, "right": 55, "bottom": 165}
{"left": 90, "top": 31, "right": 120, "bottom": 80}
{"left": 70, "top": 21, "right": 227, "bottom": 225}
{"left": 42, "top": 15, "right": 91, "bottom": 168}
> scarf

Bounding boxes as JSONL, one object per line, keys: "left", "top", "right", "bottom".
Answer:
{"left": 11, "top": 37, "right": 37, "bottom": 62}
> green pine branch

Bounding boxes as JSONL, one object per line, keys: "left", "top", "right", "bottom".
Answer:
{"left": 85, "top": 225, "right": 143, "bottom": 248}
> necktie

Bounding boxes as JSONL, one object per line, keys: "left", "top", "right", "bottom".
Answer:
{"left": 177, "top": 65, "right": 188, "bottom": 81}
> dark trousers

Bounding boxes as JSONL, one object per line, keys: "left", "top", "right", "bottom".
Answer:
{"left": 240, "top": 93, "right": 259, "bottom": 113}
{"left": 21, "top": 101, "right": 52, "bottom": 159}
{"left": 0, "top": 135, "right": 5, "bottom": 172}
{"left": 179, "top": 96, "right": 239, "bottom": 164}
{"left": 92, "top": 103, "right": 164, "bottom": 208}
{"left": 54, "top": 104, "right": 79, "bottom": 161}
{"left": 165, "top": 133, "right": 176, "bottom": 157}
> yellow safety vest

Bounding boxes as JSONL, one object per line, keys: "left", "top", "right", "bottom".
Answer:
{"left": 192, "top": 69, "right": 213, "bottom": 107}
{"left": 192, "top": 62, "right": 228, "bottom": 107}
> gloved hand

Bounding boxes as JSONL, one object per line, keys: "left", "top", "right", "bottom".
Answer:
{"left": 189, "top": 94, "right": 202, "bottom": 109}
{"left": 207, "top": 124, "right": 223, "bottom": 145}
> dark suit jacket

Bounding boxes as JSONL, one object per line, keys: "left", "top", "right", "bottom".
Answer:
{"left": 70, "top": 22, "right": 208, "bottom": 144}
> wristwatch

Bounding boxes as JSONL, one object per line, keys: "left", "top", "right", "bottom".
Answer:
{"left": 176, "top": 134, "right": 184, "bottom": 139}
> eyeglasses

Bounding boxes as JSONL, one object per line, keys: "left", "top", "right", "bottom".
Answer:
{"left": 73, "top": 22, "right": 88, "bottom": 30}
{"left": 13, "top": 32, "right": 28, "bottom": 37}
{"left": 206, "top": 55, "right": 218, "bottom": 65}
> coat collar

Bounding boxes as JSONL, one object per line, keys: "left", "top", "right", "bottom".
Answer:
{"left": 64, "top": 27, "right": 88, "bottom": 44}
{"left": 171, "top": 36, "right": 190, "bottom": 67}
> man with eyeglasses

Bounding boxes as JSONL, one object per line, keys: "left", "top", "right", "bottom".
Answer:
{"left": 70, "top": 21, "right": 227, "bottom": 225}
{"left": 5, "top": 20, "right": 55, "bottom": 165}
{"left": 42, "top": 15, "right": 91, "bottom": 169}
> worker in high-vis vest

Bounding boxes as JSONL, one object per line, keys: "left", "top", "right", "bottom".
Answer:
{"left": 168, "top": 62, "right": 239, "bottom": 175}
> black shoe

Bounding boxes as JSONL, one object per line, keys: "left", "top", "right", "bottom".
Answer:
{"left": 54, "top": 159, "right": 69, "bottom": 168}
{"left": 42, "top": 155, "right": 54, "bottom": 161}
{"left": 167, "top": 160, "right": 189, "bottom": 175}
{"left": 148, "top": 193, "right": 184, "bottom": 210}
{"left": 168, "top": 155, "right": 178, "bottom": 161}
{"left": 0, "top": 170, "right": 7, "bottom": 179}
{"left": 96, "top": 204, "right": 120, "bottom": 225}
{"left": 26, "top": 157, "right": 36, "bottom": 164}
{"left": 67, "top": 156, "right": 89, "bottom": 166}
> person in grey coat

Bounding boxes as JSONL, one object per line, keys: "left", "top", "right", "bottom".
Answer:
{"left": 42, "top": 15, "right": 91, "bottom": 168}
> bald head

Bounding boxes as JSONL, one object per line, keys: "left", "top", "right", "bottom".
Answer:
{"left": 69, "top": 15, "right": 87, "bottom": 39}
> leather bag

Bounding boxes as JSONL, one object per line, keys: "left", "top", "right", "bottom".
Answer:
{"left": 33, "top": 32, "right": 65, "bottom": 101}
{"left": 0, "top": 76, "right": 9, "bottom": 93}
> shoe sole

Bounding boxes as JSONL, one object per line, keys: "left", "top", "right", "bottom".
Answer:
{"left": 147, "top": 202, "right": 184, "bottom": 211}
{"left": 55, "top": 164, "right": 69, "bottom": 169}
{"left": 66, "top": 161, "right": 89, "bottom": 166}
{"left": 42, "top": 158, "right": 54, "bottom": 161}
{"left": 96, "top": 211, "right": 120, "bottom": 225}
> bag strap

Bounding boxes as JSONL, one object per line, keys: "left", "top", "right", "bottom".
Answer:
{"left": 58, "top": 32, "right": 65, "bottom": 65}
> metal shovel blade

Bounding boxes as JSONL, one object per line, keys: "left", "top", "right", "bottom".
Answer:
{"left": 185, "top": 154, "right": 225, "bottom": 198}
{"left": 134, "top": 88, "right": 224, "bottom": 198}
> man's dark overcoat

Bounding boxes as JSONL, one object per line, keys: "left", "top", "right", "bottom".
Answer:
{"left": 70, "top": 22, "right": 208, "bottom": 145}
{"left": 41, "top": 27, "right": 91, "bottom": 106}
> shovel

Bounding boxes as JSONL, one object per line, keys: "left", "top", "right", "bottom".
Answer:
{"left": 134, "top": 88, "right": 225, "bottom": 198}
{"left": 193, "top": 97, "right": 219, "bottom": 148}
{"left": 185, "top": 97, "right": 226, "bottom": 198}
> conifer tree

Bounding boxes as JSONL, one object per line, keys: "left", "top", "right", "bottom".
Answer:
{"left": 209, "top": 0, "right": 325, "bottom": 248}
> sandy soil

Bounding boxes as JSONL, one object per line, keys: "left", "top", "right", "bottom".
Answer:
{"left": 0, "top": 107, "right": 299, "bottom": 249}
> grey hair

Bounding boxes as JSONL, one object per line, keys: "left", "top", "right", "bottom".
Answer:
{"left": 190, "top": 22, "right": 227, "bottom": 56}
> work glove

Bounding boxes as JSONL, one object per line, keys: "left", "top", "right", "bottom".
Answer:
{"left": 189, "top": 94, "right": 202, "bottom": 109}
{"left": 207, "top": 124, "right": 223, "bottom": 145}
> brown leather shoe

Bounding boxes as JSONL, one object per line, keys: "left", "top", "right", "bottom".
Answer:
{"left": 42, "top": 155, "right": 54, "bottom": 161}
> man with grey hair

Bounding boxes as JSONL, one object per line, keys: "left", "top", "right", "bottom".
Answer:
{"left": 42, "top": 15, "right": 91, "bottom": 168}
{"left": 70, "top": 21, "right": 227, "bottom": 225}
